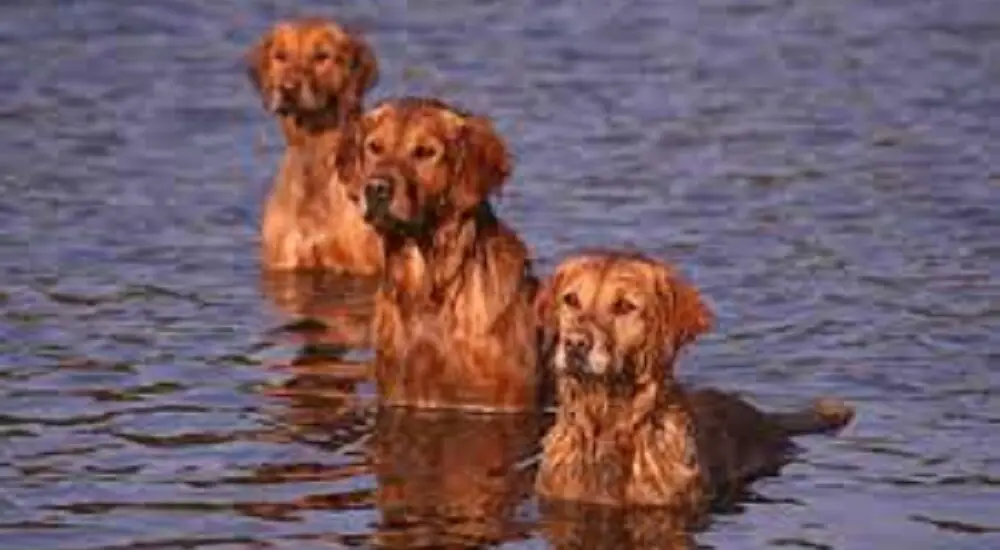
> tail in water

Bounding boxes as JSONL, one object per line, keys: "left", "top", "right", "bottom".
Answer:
{"left": 769, "top": 397, "right": 856, "bottom": 437}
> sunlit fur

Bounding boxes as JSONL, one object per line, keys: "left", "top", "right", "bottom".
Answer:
{"left": 535, "top": 250, "right": 855, "bottom": 513}
{"left": 246, "top": 18, "right": 382, "bottom": 273}
{"left": 348, "top": 97, "right": 542, "bottom": 412}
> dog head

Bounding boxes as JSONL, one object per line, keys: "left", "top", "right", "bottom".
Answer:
{"left": 246, "top": 18, "right": 378, "bottom": 121}
{"left": 347, "top": 97, "right": 511, "bottom": 239}
{"left": 535, "top": 251, "right": 712, "bottom": 386}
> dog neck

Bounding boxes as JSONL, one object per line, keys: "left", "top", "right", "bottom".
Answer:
{"left": 382, "top": 202, "right": 496, "bottom": 305}
{"left": 539, "top": 354, "right": 706, "bottom": 510}
{"left": 381, "top": 201, "right": 536, "bottom": 332}
{"left": 554, "top": 366, "right": 683, "bottom": 441}
{"left": 287, "top": 114, "right": 367, "bottom": 211}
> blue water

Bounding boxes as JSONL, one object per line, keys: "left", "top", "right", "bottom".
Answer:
{"left": 1, "top": 1, "right": 998, "bottom": 548}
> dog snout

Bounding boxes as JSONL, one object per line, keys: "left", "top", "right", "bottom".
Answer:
{"left": 563, "top": 331, "right": 592, "bottom": 369}
{"left": 364, "top": 177, "right": 394, "bottom": 207}
{"left": 270, "top": 76, "right": 303, "bottom": 114}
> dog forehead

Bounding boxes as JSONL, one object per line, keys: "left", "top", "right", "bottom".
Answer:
{"left": 272, "top": 21, "right": 348, "bottom": 50}
{"left": 368, "top": 103, "right": 462, "bottom": 140}
{"left": 408, "top": 109, "right": 463, "bottom": 140}
{"left": 303, "top": 23, "right": 351, "bottom": 49}
{"left": 558, "top": 256, "right": 659, "bottom": 300}
{"left": 601, "top": 268, "right": 656, "bottom": 298}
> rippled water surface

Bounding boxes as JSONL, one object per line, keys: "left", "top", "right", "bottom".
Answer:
{"left": 1, "top": 1, "right": 998, "bottom": 548}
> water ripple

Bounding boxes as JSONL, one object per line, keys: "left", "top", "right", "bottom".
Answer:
{"left": 0, "top": 0, "right": 998, "bottom": 548}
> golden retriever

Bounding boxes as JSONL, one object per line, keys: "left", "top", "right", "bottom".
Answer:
{"left": 246, "top": 18, "right": 383, "bottom": 274}
{"left": 534, "top": 250, "right": 855, "bottom": 515}
{"left": 345, "top": 97, "right": 543, "bottom": 412}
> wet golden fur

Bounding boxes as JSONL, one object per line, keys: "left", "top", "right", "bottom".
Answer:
{"left": 534, "top": 251, "right": 855, "bottom": 512}
{"left": 346, "top": 97, "right": 541, "bottom": 412}
{"left": 246, "top": 18, "right": 382, "bottom": 274}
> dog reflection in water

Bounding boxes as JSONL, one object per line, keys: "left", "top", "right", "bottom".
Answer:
{"left": 540, "top": 499, "right": 698, "bottom": 550}
{"left": 369, "top": 407, "right": 543, "bottom": 548}
{"left": 250, "top": 367, "right": 543, "bottom": 548}
{"left": 238, "top": 357, "right": 376, "bottom": 529}
{"left": 259, "top": 269, "right": 377, "bottom": 357}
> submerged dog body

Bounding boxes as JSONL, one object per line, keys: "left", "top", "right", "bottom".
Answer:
{"left": 247, "top": 18, "right": 382, "bottom": 274}
{"left": 347, "top": 97, "right": 541, "bottom": 412}
{"left": 535, "top": 251, "right": 855, "bottom": 511}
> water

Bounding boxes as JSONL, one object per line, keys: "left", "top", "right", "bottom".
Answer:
{"left": 1, "top": 0, "right": 998, "bottom": 548}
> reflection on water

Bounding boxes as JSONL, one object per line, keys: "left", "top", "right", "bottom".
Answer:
{"left": 539, "top": 500, "right": 698, "bottom": 550}
{"left": 1, "top": 0, "right": 999, "bottom": 548}
{"left": 260, "top": 270, "right": 377, "bottom": 352}
{"left": 369, "top": 408, "right": 542, "bottom": 548}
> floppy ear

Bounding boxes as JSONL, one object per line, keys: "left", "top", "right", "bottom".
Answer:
{"left": 245, "top": 30, "right": 273, "bottom": 97}
{"left": 655, "top": 265, "right": 713, "bottom": 353}
{"left": 451, "top": 115, "right": 512, "bottom": 213}
{"left": 534, "top": 270, "right": 564, "bottom": 362}
{"left": 534, "top": 272, "right": 560, "bottom": 332}
{"left": 348, "top": 32, "right": 380, "bottom": 95}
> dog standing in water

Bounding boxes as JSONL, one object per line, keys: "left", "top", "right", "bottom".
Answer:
{"left": 347, "top": 97, "right": 543, "bottom": 412}
{"left": 534, "top": 250, "right": 855, "bottom": 515}
{"left": 247, "top": 18, "right": 383, "bottom": 274}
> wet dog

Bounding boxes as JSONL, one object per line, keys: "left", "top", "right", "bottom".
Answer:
{"left": 247, "top": 18, "right": 382, "bottom": 274}
{"left": 347, "top": 97, "right": 542, "bottom": 412}
{"left": 534, "top": 250, "right": 855, "bottom": 515}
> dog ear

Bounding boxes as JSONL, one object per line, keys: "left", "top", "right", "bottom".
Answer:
{"left": 654, "top": 264, "right": 713, "bottom": 354}
{"left": 534, "top": 269, "right": 564, "bottom": 363}
{"left": 334, "top": 102, "right": 394, "bottom": 198}
{"left": 534, "top": 271, "right": 561, "bottom": 333}
{"left": 245, "top": 30, "right": 274, "bottom": 97}
{"left": 451, "top": 115, "right": 511, "bottom": 212}
{"left": 348, "top": 32, "right": 380, "bottom": 95}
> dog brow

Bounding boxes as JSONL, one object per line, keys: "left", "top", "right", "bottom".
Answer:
{"left": 588, "top": 256, "right": 621, "bottom": 310}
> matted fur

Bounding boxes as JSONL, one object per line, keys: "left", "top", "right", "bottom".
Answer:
{"left": 246, "top": 18, "right": 382, "bottom": 274}
{"left": 347, "top": 97, "right": 542, "bottom": 412}
{"left": 535, "top": 250, "right": 855, "bottom": 513}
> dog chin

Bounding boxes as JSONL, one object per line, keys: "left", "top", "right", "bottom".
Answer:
{"left": 361, "top": 205, "right": 416, "bottom": 238}
{"left": 266, "top": 90, "right": 336, "bottom": 118}
{"left": 554, "top": 347, "right": 612, "bottom": 378}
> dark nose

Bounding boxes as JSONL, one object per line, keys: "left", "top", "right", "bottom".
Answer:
{"left": 364, "top": 178, "right": 393, "bottom": 207}
{"left": 563, "top": 332, "right": 592, "bottom": 363}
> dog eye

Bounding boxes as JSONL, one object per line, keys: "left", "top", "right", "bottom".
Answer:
{"left": 611, "top": 298, "right": 637, "bottom": 316}
{"left": 272, "top": 50, "right": 288, "bottom": 62}
{"left": 412, "top": 144, "right": 437, "bottom": 161}
{"left": 313, "top": 51, "right": 331, "bottom": 63}
{"left": 561, "top": 292, "right": 581, "bottom": 309}
{"left": 366, "top": 140, "right": 384, "bottom": 156}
